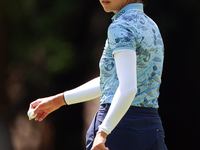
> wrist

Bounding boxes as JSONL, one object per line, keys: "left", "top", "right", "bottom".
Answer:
{"left": 98, "top": 125, "right": 111, "bottom": 135}
{"left": 97, "top": 130, "right": 108, "bottom": 138}
{"left": 54, "top": 93, "right": 67, "bottom": 107}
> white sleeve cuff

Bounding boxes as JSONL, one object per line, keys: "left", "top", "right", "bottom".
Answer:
{"left": 98, "top": 125, "right": 111, "bottom": 135}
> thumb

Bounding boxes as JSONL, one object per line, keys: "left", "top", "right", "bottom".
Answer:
{"left": 32, "top": 102, "right": 46, "bottom": 116}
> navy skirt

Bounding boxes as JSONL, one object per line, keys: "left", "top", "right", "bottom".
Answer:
{"left": 86, "top": 104, "right": 167, "bottom": 150}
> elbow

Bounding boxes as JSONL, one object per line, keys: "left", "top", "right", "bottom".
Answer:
{"left": 129, "top": 85, "right": 137, "bottom": 96}
{"left": 120, "top": 84, "right": 137, "bottom": 97}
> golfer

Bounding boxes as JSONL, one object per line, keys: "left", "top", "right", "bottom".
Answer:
{"left": 29, "top": 0, "right": 168, "bottom": 149}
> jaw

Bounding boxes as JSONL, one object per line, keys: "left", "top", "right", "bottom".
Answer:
{"left": 100, "top": 0, "right": 123, "bottom": 14}
{"left": 100, "top": 1, "right": 112, "bottom": 13}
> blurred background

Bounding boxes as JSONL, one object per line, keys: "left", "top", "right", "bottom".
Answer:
{"left": 0, "top": 0, "right": 199, "bottom": 149}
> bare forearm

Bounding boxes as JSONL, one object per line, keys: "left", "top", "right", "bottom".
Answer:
{"left": 53, "top": 93, "right": 67, "bottom": 108}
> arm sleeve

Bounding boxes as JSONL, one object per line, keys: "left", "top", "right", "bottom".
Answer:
{"left": 98, "top": 50, "right": 137, "bottom": 135}
{"left": 64, "top": 77, "right": 102, "bottom": 105}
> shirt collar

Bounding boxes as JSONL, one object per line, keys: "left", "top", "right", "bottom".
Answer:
{"left": 112, "top": 3, "right": 144, "bottom": 21}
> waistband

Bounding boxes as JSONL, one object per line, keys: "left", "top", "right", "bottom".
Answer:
{"left": 100, "top": 103, "right": 158, "bottom": 114}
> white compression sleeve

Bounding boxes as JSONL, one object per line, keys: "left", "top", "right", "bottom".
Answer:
{"left": 64, "top": 77, "right": 102, "bottom": 105}
{"left": 98, "top": 50, "right": 137, "bottom": 135}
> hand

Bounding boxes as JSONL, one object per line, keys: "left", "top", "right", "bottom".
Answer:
{"left": 91, "top": 130, "right": 109, "bottom": 150}
{"left": 29, "top": 93, "right": 66, "bottom": 121}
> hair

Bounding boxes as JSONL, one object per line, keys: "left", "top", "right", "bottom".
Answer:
{"left": 137, "top": 0, "right": 144, "bottom": 4}
{"left": 136, "top": 0, "right": 147, "bottom": 6}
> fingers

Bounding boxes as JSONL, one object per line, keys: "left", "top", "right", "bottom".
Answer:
{"left": 28, "top": 96, "right": 55, "bottom": 121}
{"left": 35, "top": 110, "right": 48, "bottom": 121}
{"left": 33, "top": 103, "right": 42, "bottom": 116}
{"left": 34, "top": 110, "right": 42, "bottom": 121}
{"left": 28, "top": 103, "right": 40, "bottom": 120}
{"left": 39, "top": 112, "right": 48, "bottom": 121}
{"left": 29, "top": 99, "right": 42, "bottom": 110}
{"left": 91, "top": 144, "right": 109, "bottom": 150}
{"left": 91, "top": 147, "right": 101, "bottom": 150}
{"left": 31, "top": 99, "right": 50, "bottom": 117}
{"left": 91, "top": 147, "right": 109, "bottom": 150}
{"left": 28, "top": 99, "right": 48, "bottom": 121}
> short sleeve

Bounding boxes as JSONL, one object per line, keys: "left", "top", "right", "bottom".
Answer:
{"left": 108, "top": 23, "right": 137, "bottom": 56}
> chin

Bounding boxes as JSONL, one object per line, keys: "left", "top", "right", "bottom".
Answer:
{"left": 103, "top": 8, "right": 112, "bottom": 13}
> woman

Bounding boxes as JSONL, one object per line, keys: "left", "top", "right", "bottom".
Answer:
{"left": 28, "top": 0, "right": 167, "bottom": 149}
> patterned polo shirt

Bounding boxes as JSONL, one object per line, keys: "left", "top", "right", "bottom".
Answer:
{"left": 99, "top": 3, "right": 164, "bottom": 108}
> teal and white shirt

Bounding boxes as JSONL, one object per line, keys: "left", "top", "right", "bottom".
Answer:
{"left": 99, "top": 3, "right": 164, "bottom": 108}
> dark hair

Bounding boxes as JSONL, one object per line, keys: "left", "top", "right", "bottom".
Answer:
{"left": 138, "top": 0, "right": 144, "bottom": 3}
{"left": 138, "top": 0, "right": 147, "bottom": 6}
